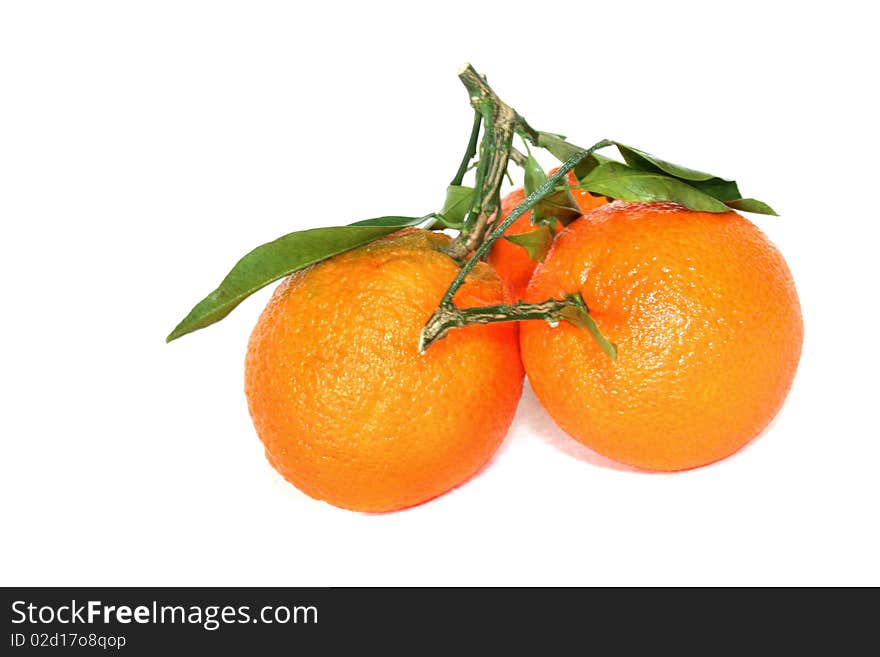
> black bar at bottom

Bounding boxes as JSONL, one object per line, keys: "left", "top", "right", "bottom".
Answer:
{"left": 1, "top": 587, "right": 871, "bottom": 653}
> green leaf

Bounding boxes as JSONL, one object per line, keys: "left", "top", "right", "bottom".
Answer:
{"left": 616, "top": 143, "right": 722, "bottom": 182}
{"left": 724, "top": 198, "right": 778, "bottom": 216}
{"left": 504, "top": 225, "right": 554, "bottom": 263}
{"left": 614, "top": 143, "right": 781, "bottom": 212}
{"left": 348, "top": 215, "right": 423, "bottom": 227}
{"left": 523, "top": 153, "right": 582, "bottom": 226}
{"left": 439, "top": 185, "right": 474, "bottom": 228}
{"left": 536, "top": 131, "right": 580, "bottom": 161}
{"left": 523, "top": 153, "right": 546, "bottom": 197}
{"left": 539, "top": 139, "right": 776, "bottom": 215}
{"left": 167, "top": 216, "right": 425, "bottom": 342}
{"left": 559, "top": 293, "right": 617, "bottom": 360}
{"left": 615, "top": 143, "right": 742, "bottom": 202}
{"left": 538, "top": 190, "right": 586, "bottom": 226}
{"left": 579, "top": 161, "right": 731, "bottom": 213}
{"left": 535, "top": 131, "right": 612, "bottom": 179}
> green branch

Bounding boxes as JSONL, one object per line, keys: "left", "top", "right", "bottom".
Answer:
{"left": 445, "top": 65, "right": 518, "bottom": 261}
{"left": 420, "top": 139, "right": 616, "bottom": 356}
{"left": 418, "top": 293, "right": 617, "bottom": 359}
{"left": 450, "top": 109, "right": 482, "bottom": 187}
{"left": 438, "top": 140, "right": 613, "bottom": 309}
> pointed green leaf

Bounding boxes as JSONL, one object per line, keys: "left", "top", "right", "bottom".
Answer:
{"left": 523, "top": 153, "right": 547, "bottom": 197}
{"left": 536, "top": 131, "right": 580, "bottom": 161}
{"left": 537, "top": 193, "right": 584, "bottom": 226}
{"left": 616, "top": 143, "right": 722, "bottom": 182}
{"left": 439, "top": 185, "right": 475, "bottom": 229}
{"left": 615, "top": 143, "right": 742, "bottom": 202}
{"left": 559, "top": 293, "right": 617, "bottom": 360}
{"left": 348, "top": 215, "right": 422, "bottom": 227}
{"left": 167, "top": 216, "right": 425, "bottom": 342}
{"left": 724, "top": 198, "right": 778, "bottom": 216}
{"left": 523, "top": 153, "right": 582, "bottom": 226}
{"left": 504, "top": 225, "right": 554, "bottom": 263}
{"left": 579, "top": 161, "right": 731, "bottom": 213}
{"left": 535, "top": 131, "right": 613, "bottom": 179}
{"left": 613, "top": 141, "right": 785, "bottom": 211}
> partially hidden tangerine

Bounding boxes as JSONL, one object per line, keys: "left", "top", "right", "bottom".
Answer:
{"left": 488, "top": 169, "right": 607, "bottom": 300}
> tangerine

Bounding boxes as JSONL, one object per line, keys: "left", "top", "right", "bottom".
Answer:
{"left": 245, "top": 228, "right": 524, "bottom": 511}
{"left": 520, "top": 201, "right": 803, "bottom": 471}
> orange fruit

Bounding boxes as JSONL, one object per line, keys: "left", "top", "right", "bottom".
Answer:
{"left": 520, "top": 201, "right": 803, "bottom": 471}
{"left": 245, "top": 227, "right": 524, "bottom": 512}
{"left": 488, "top": 170, "right": 607, "bottom": 300}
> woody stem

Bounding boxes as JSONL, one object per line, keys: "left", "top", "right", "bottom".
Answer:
{"left": 444, "top": 65, "right": 518, "bottom": 261}
{"left": 440, "top": 141, "right": 612, "bottom": 308}
{"left": 419, "top": 140, "right": 615, "bottom": 354}
{"left": 419, "top": 297, "right": 577, "bottom": 353}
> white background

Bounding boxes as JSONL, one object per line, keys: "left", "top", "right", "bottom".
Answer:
{"left": 2, "top": 1, "right": 878, "bottom": 586}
